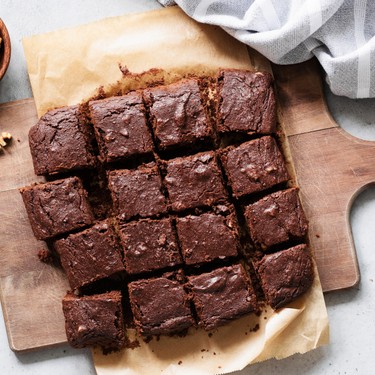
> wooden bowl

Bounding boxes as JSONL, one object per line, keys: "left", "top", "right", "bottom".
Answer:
{"left": 0, "top": 19, "right": 11, "bottom": 80}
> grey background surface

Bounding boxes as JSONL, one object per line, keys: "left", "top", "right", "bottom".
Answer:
{"left": 1, "top": 1, "right": 375, "bottom": 374}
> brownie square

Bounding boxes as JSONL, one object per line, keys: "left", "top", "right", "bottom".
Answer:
{"left": 217, "top": 69, "right": 276, "bottom": 135}
{"left": 108, "top": 163, "right": 167, "bottom": 221}
{"left": 187, "top": 264, "right": 257, "bottom": 330}
{"left": 119, "top": 217, "right": 182, "bottom": 275}
{"left": 128, "top": 276, "right": 194, "bottom": 335}
{"left": 20, "top": 177, "right": 94, "bottom": 240}
{"left": 89, "top": 92, "right": 153, "bottom": 163}
{"left": 28, "top": 105, "right": 96, "bottom": 175}
{"left": 55, "top": 220, "right": 124, "bottom": 290}
{"left": 176, "top": 210, "right": 240, "bottom": 266}
{"left": 255, "top": 244, "right": 314, "bottom": 309}
{"left": 221, "top": 136, "right": 289, "bottom": 198}
{"left": 143, "top": 79, "right": 212, "bottom": 151}
{"left": 62, "top": 291, "right": 125, "bottom": 351}
{"left": 244, "top": 188, "right": 308, "bottom": 250}
{"left": 164, "top": 151, "right": 227, "bottom": 212}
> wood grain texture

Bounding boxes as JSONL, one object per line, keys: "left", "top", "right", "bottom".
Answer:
{"left": 272, "top": 60, "right": 338, "bottom": 136}
{"left": 0, "top": 99, "right": 69, "bottom": 351}
{"left": 0, "top": 99, "right": 44, "bottom": 191}
{"left": 273, "top": 60, "right": 365, "bottom": 292}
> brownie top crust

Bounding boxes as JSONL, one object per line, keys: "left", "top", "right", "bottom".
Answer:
{"left": 62, "top": 290, "right": 125, "bottom": 352}
{"left": 245, "top": 188, "right": 308, "bottom": 250}
{"left": 221, "top": 136, "right": 289, "bottom": 198}
{"left": 164, "top": 151, "right": 227, "bottom": 212}
{"left": 20, "top": 176, "right": 94, "bottom": 240}
{"left": 119, "top": 217, "right": 182, "bottom": 275}
{"left": 143, "top": 79, "right": 212, "bottom": 151}
{"left": 256, "top": 244, "right": 314, "bottom": 309}
{"left": 89, "top": 92, "right": 153, "bottom": 163}
{"left": 176, "top": 210, "right": 240, "bottom": 266}
{"left": 55, "top": 220, "right": 124, "bottom": 290}
{"left": 108, "top": 163, "right": 167, "bottom": 221}
{"left": 217, "top": 69, "right": 276, "bottom": 135}
{"left": 128, "top": 276, "right": 194, "bottom": 335}
{"left": 29, "top": 105, "right": 96, "bottom": 175}
{"left": 187, "top": 264, "right": 258, "bottom": 330}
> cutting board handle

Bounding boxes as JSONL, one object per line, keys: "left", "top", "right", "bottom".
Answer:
{"left": 272, "top": 58, "right": 375, "bottom": 292}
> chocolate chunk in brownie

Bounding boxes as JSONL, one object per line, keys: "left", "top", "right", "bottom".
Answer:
{"left": 164, "top": 151, "right": 227, "bottom": 212}
{"left": 28, "top": 105, "right": 96, "bottom": 175}
{"left": 255, "top": 244, "right": 314, "bottom": 309}
{"left": 20, "top": 177, "right": 94, "bottom": 240}
{"left": 176, "top": 210, "right": 240, "bottom": 266}
{"left": 216, "top": 69, "right": 276, "bottom": 135}
{"left": 128, "top": 276, "right": 194, "bottom": 335}
{"left": 62, "top": 290, "right": 125, "bottom": 352}
{"left": 187, "top": 264, "right": 257, "bottom": 330}
{"left": 108, "top": 163, "right": 167, "bottom": 221}
{"left": 119, "top": 217, "right": 182, "bottom": 276}
{"left": 220, "top": 136, "right": 289, "bottom": 198}
{"left": 55, "top": 220, "right": 124, "bottom": 290}
{"left": 143, "top": 79, "right": 212, "bottom": 151}
{"left": 89, "top": 92, "right": 153, "bottom": 163}
{"left": 244, "top": 188, "right": 308, "bottom": 250}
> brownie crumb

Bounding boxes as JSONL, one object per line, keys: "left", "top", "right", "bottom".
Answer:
{"left": 178, "top": 360, "right": 182, "bottom": 365}
{"left": 37, "top": 249, "right": 54, "bottom": 264}
{"left": 143, "top": 336, "right": 153, "bottom": 344}
{"left": 125, "top": 338, "right": 140, "bottom": 350}
{"left": 250, "top": 323, "right": 260, "bottom": 332}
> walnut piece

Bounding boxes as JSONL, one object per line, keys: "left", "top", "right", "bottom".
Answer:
{"left": 0, "top": 132, "right": 12, "bottom": 149}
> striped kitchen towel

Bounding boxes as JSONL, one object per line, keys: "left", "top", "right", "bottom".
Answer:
{"left": 159, "top": 0, "right": 375, "bottom": 99}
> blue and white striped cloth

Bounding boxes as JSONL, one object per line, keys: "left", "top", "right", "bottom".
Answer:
{"left": 159, "top": 0, "right": 374, "bottom": 99}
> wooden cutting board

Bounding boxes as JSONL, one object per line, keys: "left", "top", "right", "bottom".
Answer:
{"left": 0, "top": 58, "right": 371, "bottom": 352}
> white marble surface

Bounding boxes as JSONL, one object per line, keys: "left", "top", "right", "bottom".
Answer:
{"left": 1, "top": 1, "right": 375, "bottom": 374}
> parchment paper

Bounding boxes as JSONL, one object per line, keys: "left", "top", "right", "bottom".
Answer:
{"left": 22, "top": 7, "right": 329, "bottom": 374}
{"left": 23, "top": 7, "right": 260, "bottom": 118}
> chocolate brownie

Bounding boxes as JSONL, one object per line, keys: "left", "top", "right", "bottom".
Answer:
{"left": 255, "top": 244, "right": 314, "bottom": 309}
{"left": 89, "top": 92, "right": 153, "bottom": 163}
{"left": 244, "top": 188, "right": 308, "bottom": 250}
{"left": 216, "top": 69, "right": 276, "bottom": 134}
{"left": 108, "top": 163, "right": 167, "bottom": 221}
{"left": 143, "top": 79, "right": 212, "bottom": 151}
{"left": 20, "top": 177, "right": 94, "bottom": 240}
{"left": 62, "top": 291, "right": 125, "bottom": 351}
{"left": 164, "top": 151, "right": 227, "bottom": 212}
{"left": 220, "top": 136, "right": 289, "bottom": 198}
{"left": 176, "top": 210, "right": 240, "bottom": 266}
{"left": 128, "top": 276, "right": 194, "bottom": 335}
{"left": 28, "top": 105, "right": 96, "bottom": 175}
{"left": 55, "top": 220, "right": 124, "bottom": 290}
{"left": 119, "top": 217, "right": 182, "bottom": 275}
{"left": 187, "top": 264, "right": 258, "bottom": 330}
